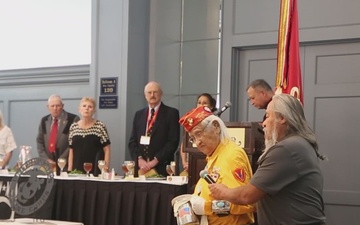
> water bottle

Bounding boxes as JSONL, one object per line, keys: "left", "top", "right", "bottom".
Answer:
{"left": 111, "top": 168, "right": 115, "bottom": 180}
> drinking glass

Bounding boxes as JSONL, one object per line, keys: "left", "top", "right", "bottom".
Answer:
{"left": 170, "top": 161, "right": 176, "bottom": 175}
{"left": 98, "top": 160, "right": 106, "bottom": 177}
{"left": 121, "top": 162, "right": 129, "bottom": 177}
{"left": 125, "top": 161, "right": 135, "bottom": 176}
{"left": 16, "top": 158, "right": 22, "bottom": 171}
{"left": 18, "top": 145, "right": 32, "bottom": 165}
{"left": 50, "top": 162, "right": 57, "bottom": 175}
{"left": 57, "top": 158, "right": 67, "bottom": 174}
{"left": 83, "top": 162, "right": 93, "bottom": 177}
{"left": 166, "top": 165, "right": 174, "bottom": 176}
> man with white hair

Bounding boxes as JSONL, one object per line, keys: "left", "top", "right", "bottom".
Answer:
{"left": 36, "top": 94, "right": 79, "bottom": 169}
{"left": 178, "top": 106, "right": 255, "bottom": 225}
{"left": 209, "top": 94, "right": 326, "bottom": 225}
{"left": 128, "top": 81, "right": 180, "bottom": 177}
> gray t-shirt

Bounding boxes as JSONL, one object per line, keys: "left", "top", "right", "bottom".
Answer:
{"left": 251, "top": 135, "right": 326, "bottom": 225}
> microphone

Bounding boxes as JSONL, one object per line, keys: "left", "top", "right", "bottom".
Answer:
{"left": 199, "top": 170, "right": 216, "bottom": 184}
{"left": 215, "top": 101, "right": 232, "bottom": 117}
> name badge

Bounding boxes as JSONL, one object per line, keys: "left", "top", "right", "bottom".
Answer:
{"left": 140, "top": 136, "right": 150, "bottom": 145}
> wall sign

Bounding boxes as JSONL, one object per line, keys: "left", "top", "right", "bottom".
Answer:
{"left": 99, "top": 77, "right": 118, "bottom": 109}
{"left": 99, "top": 96, "right": 118, "bottom": 109}
{"left": 100, "top": 77, "right": 118, "bottom": 95}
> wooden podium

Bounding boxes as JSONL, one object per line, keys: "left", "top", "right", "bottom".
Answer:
{"left": 183, "top": 121, "right": 264, "bottom": 193}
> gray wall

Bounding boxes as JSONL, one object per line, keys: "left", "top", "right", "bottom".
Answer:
{"left": 148, "top": 0, "right": 221, "bottom": 117}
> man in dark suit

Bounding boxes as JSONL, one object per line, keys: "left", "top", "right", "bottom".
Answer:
{"left": 36, "top": 95, "right": 79, "bottom": 170}
{"left": 128, "top": 81, "right": 180, "bottom": 177}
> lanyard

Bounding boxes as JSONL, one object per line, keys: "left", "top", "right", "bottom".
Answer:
{"left": 146, "top": 108, "right": 158, "bottom": 134}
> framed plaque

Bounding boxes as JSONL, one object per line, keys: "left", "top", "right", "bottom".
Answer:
{"left": 226, "top": 127, "right": 245, "bottom": 148}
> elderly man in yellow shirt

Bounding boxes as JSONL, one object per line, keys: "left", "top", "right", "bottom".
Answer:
{"left": 178, "top": 106, "right": 254, "bottom": 225}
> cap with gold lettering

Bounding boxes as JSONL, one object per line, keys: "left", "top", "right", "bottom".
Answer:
{"left": 179, "top": 106, "right": 213, "bottom": 132}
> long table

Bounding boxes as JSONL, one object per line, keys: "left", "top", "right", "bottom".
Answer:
{"left": 0, "top": 218, "right": 83, "bottom": 225}
{"left": 0, "top": 175, "right": 187, "bottom": 225}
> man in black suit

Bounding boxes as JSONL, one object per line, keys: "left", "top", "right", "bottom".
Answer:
{"left": 36, "top": 94, "right": 79, "bottom": 170}
{"left": 128, "top": 81, "right": 180, "bottom": 177}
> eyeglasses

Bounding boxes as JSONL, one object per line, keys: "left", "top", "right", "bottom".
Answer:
{"left": 188, "top": 121, "right": 211, "bottom": 144}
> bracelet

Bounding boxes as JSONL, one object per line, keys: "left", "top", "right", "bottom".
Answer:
{"left": 212, "top": 200, "right": 231, "bottom": 215}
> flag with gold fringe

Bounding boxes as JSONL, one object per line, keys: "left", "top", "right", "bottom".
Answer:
{"left": 275, "top": 0, "right": 303, "bottom": 104}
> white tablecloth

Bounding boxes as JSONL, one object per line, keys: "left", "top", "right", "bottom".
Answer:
{"left": 0, "top": 173, "right": 187, "bottom": 185}
{"left": 0, "top": 218, "right": 83, "bottom": 225}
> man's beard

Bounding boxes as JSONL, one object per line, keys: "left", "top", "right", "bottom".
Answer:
{"left": 259, "top": 125, "right": 278, "bottom": 161}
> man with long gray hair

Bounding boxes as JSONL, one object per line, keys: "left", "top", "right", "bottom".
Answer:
{"left": 209, "top": 94, "right": 326, "bottom": 225}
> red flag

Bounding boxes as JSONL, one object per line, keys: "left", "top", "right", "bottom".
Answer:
{"left": 275, "top": 0, "right": 303, "bottom": 104}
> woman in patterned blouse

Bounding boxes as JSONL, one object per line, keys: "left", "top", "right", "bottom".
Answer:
{"left": 68, "top": 97, "right": 111, "bottom": 176}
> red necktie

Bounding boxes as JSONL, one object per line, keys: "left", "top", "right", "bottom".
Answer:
{"left": 48, "top": 118, "right": 58, "bottom": 153}
{"left": 147, "top": 108, "right": 155, "bottom": 136}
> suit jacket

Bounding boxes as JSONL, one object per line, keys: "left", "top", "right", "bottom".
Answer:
{"left": 128, "top": 102, "right": 180, "bottom": 176}
{"left": 36, "top": 110, "right": 79, "bottom": 162}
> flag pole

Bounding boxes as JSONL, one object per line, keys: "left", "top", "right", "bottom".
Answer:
{"left": 275, "top": 0, "right": 303, "bottom": 104}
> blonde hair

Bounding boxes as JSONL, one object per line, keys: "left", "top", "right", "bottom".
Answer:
{"left": 80, "top": 97, "right": 96, "bottom": 109}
